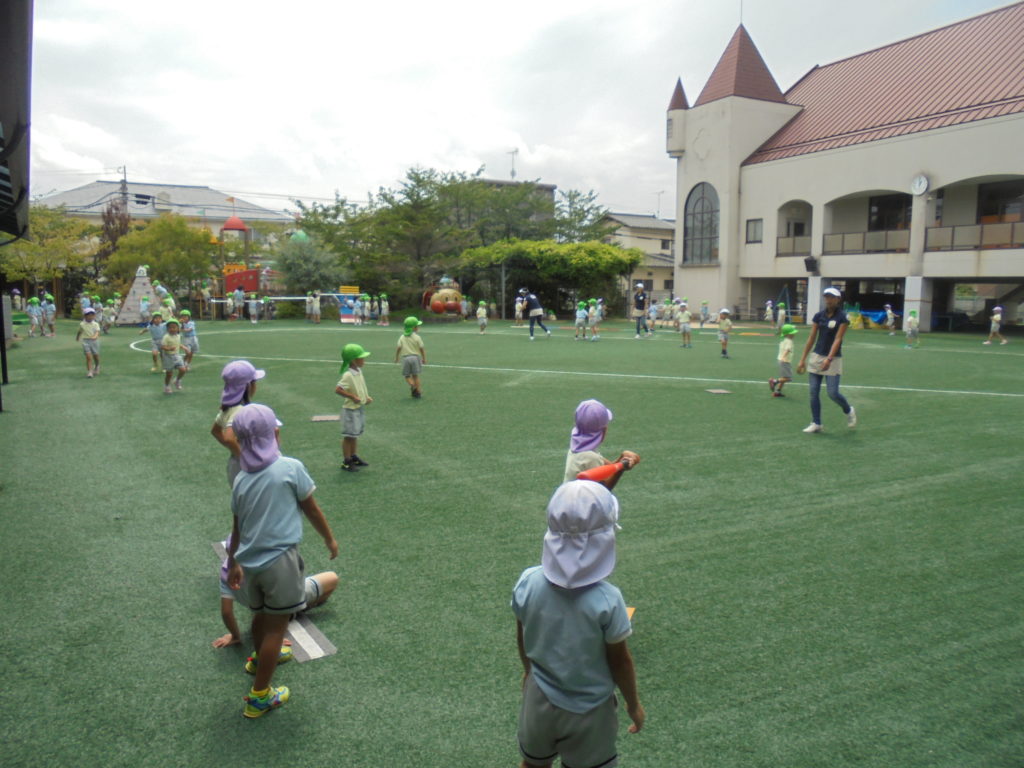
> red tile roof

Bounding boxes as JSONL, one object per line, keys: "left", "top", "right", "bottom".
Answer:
{"left": 694, "top": 25, "right": 787, "bottom": 107}
{"left": 746, "top": 2, "right": 1024, "bottom": 164}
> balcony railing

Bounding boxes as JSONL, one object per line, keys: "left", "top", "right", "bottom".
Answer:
{"left": 775, "top": 235, "right": 812, "bottom": 256}
{"left": 823, "top": 229, "right": 909, "bottom": 255}
{"left": 925, "top": 222, "right": 1024, "bottom": 250}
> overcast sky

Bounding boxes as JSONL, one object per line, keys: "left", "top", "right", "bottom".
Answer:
{"left": 31, "top": 0, "right": 1006, "bottom": 217}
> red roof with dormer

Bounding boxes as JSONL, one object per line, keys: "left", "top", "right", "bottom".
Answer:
{"left": 745, "top": 2, "right": 1024, "bottom": 164}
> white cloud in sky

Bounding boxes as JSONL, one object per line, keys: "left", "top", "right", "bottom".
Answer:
{"left": 31, "top": 0, "right": 1007, "bottom": 214}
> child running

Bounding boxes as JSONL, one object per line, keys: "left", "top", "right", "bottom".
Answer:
{"left": 335, "top": 343, "right": 373, "bottom": 472}
{"left": 75, "top": 306, "right": 101, "bottom": 377}
{"left": 226, "top": 403, "right": 338, "bottom": 718}
{"left": 769, "top": 324, "right": 798, "bottom": 397}
{"left": 179, "top": 309, "right": 199, "bottom": 367}
{"left": 563, "top": 399, "right": 641, "bottom": 485}
{"left": 159, "top": 317, "right": 189, "bottom": 393}
{"left": 395, "top": 316, "right": 426, "bottom": 397}
{"left": 139, "top": 310, "right": 166, "bottom": 372}
{"left": 983, "top": 306, "right": 1008, "bottom": 345}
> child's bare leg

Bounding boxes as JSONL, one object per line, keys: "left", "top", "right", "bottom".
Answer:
{"left": 342, "top": 436, "right": 357, "bottom": 462}
{"left": 777, "top": 377, "right": 790, "bottom": 393}
{"left": 308, "top": 571, "right": 339, "bottom": 607}
{"left": 250, "top": 612, "right": 289, "bottom": 691}
{"left": 164, "top": 371, "right": 172, "bottom": 386}
{"left": 412, "top": 375, "right": 421, "bottom": 393}
{"left": 214, "top": 597, "right": 242, "bottom": 647}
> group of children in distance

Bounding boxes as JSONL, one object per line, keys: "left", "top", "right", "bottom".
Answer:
{"left": 572, "top": 298, "right": 606, "bottom": 341}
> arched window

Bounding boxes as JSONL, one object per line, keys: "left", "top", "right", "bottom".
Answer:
{"left": 684, "top": 182, "right": 719, "bottom": 264}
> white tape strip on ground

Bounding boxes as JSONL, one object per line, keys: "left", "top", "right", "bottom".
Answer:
{"left": 211, "top": 541, "right": 336, "bottom": 662}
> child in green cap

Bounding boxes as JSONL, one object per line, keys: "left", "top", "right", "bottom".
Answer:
{"left": 395, "top": 316, "right": 426, "bottom": 398}
{"left": 335, "top": 343, "right": 373, "bottom": 471}
{"left": 769, "top": 324, "right": 799, "bottom": 397}
{"left": 477, "top": 300, "right": 488, "bottom": 334}
{"left": 379, "top": 294, "right": 390, "bottom": 326}
{"left": 904, "top": 310, "right": 919, "bottom": 349}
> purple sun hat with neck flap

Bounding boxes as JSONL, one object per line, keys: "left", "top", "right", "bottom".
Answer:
{"left": 570, "top": 399, "right": 613, "bottom": 453}
{"left": 231, "top": 404, "right": 281, "bottom": 473}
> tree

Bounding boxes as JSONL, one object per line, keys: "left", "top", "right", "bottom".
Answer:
{"left": 93, "top": 198, "right": 133, "bottom": 279}
{"left": 275, "top": 234, "right": 343, "bottom": 293}
{"left": 104, "top": 213, "right": 216, "bottom": 294}
{"left": 0, "top": 205, "right": 96, "bottom": 290}
{"left": 463, "top": 239, "right": 642, "bottom": 311}
{"left": 554, "top": 189, "right": 616, "bottom": 243}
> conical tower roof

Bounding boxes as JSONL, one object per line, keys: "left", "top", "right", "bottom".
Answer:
{"left": 694, "top": 25, "right": 787, "bottom": 107}
{"left": 668, "top": 78, "right": 689, "bottom": 110}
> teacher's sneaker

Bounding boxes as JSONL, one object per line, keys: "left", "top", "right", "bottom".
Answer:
{"left": 242, "top": 685, "right": 289, "bottom": 719}
{"left": 802, "top": 423, "right": 822, "bottom": 433}
{"left": 847, "top": 407, "right": 857, "bottom": 428}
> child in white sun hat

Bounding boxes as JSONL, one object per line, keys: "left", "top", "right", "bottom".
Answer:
{"left": 511, "top": 480, "right": 645, "bottom": 768}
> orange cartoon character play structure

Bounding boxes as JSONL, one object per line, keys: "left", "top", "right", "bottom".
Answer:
{"left": 422, "top": 275, "right": 463, "bottom": 315}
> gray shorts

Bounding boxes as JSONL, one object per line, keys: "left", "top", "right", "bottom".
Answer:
{"left": 679, "top": 323, "right": 691, "bottom": 334}
{"left": 518, "top": 673, "right": 618, "bottom": 768}
{"left": 235, "top": 546, "right": 306, "bottom": 614}
{"left": 401, "top": 355, "right": 422, "bottom": 377}
{"left": 161, "top": 352, "right": 185, "bottom": 371}
{"left": 778, "top": 361, "right": 793, "bottom": 379}
{"left": 342, "top": 406, "right": 365, "bottom": 438}
{"left": 718, "top": 331, "right": 729, "bottom": 343}
{"left": 81, "top": 338, "right": 100, "bottom": 356}
{"left": 182, "top": 338, "right": 199, "bottom": 354}
{"left": 222, "top": 571, "right": 320, "bottom": 604}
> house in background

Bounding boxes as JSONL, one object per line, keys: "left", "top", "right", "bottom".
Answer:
{"left": 667, "top": 2, "right": 1024, "bottom": 328}
{"left": 602, "top": 212, "right": 676, "bottom": 301}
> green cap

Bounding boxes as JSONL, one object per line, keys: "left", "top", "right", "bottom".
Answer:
{"left": 179, "top": 309, "right": 191, "bottom": 316}
{"left": 479, "top": 300, "right": 486, "bottom": 305}
{"left": 403, "top": 316, "right": 423, "bottom": 336}
{"left": 45, "top": 294, "right": 53, "bottom": 300}
{"left": 778, "top": 302, "right": 786, "bottom": 308}
{"left": 380, "top": 293, "right": 387, "bottom": 299}
{"left": 339, "top": 343, "right": 371, "bottom": 374}
{"left": 28, "top": 297, "right": 39, "bottom": 304}
{"left": 909, "top": 310, "right": 917, "bottom": 317}
{"left": 152, "top": 280, "right": 160, "bottom": 286}
{"left": 588, "top": 298, "right": 596, "bottom": 305}
{"left": 151, "top": 310, "right": 163, "bottom": 318}
{"left": 166, "top": 317, "right": 179, "bottom": 326}
{"left": 781, "top": 324, "right": 798, "bottom": 336}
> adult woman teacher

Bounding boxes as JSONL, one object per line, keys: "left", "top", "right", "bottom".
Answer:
{"left": 795, "top": 286, "right": 857, "bottom": 433}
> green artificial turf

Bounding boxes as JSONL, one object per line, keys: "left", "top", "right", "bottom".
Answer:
{"left": 0, "top": 317, "right": 1021, "bottom": 767}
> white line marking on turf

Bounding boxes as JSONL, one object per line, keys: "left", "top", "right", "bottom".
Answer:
{"left": 183, "top": 351, "right": 1023, "bottom": 398}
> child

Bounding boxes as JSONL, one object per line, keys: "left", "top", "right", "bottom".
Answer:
{"left": 159, "top": 317, "right": 189, "bottom": 393}
{"left": 700, "top": 300, "right": 710, "bottom": 329}
{"left": 586, "top": 299, "right": 599, "bottom": 341}
{"left": 214, "top": 535, "right": 339, "bottom": 649}
{"left": 562, "top": 399, "right": 641, "bottom": 485}
{"left": 395, "top": 316, "right": 426, "bottom": 397}
{"left": 179, "top": 308, "right": 199, "bottom": 366}
{"left": 335, "top": 343, "right": 373, "bottom": 472}
{"left": 75, "top": 306, "right": 101, "bottom": 377}
{"left": 775, "top": 301, "right": 787, "bottom": 331}
{"left": 43, "top": 293, "right": 57, "bottom": 337}
{"left": 226, "top": 403, "right": 339, "bottom": 718}
{"left": 361, "top": 294, "right": 371, "bottom": 325}
{"left": 511, "top": 481, "right": 645, "bottom": 768}
{"left": 248, "top": 293, "right": 260, "bottom": 324}
{"left": 140, "top": 294, "right": 152, "bottom": 324}
{"left": 676, "top": 301, "right": 693, "bottom": 348}
{"left": 769, "top": 324, "right": 798, "bottom": 397}
{"left": 884, "top": 304, "right": 896, "bottom": 336}
{"left": 574, "top": 301, "right": 589, "bottom": 341}
{"left": 514, "top": 295, "right": 524, "bottom": 327}
{"left": 26, "top": 296, "right": 42, "bottom": 337}
{"left": 477, "top": 300, "right": 488, "bottom": 334}
{"left": 305, "top": 292, "right": 313, "bottom": 323}
{"left": 101, "top": 299, "right": 115, "bottom": 334}
{"left": 379, "top": 293, "right": 390, "bottom": 326}
{"left": 718, "top": 308, "right": 732, "bottom": 359}
{"left": 352, "top": 295, "right": 363, "bottom": 326}
{"left": 983, "top": 305, "right": 1007, "bottom": 345}
{"left": 212, "top": 360, "right": 267, "bottom": 487}
{"left": 138, "top": 309, "right": 166, "bottom": 372}
{"left": 647, "top": 299, "right": 659, "bottom": 332}
{"left": 904, "top": 310, "right": 920, "bottom": 349}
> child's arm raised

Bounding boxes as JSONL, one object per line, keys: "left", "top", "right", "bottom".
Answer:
{"left": 299, "top": 494, "right": 339, "bottom": 559}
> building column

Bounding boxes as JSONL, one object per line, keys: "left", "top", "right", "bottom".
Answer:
{"left": 909, "top": 193, "right": 928, "bottom": 276}
{"left": 904, "top": 276, "right": 933, "bottom": 333}
{"left": 805, "top": 276, "right": 823, "bottom": 321}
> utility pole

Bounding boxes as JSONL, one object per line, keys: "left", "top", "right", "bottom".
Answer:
{"left": 117, "top": 165, "right": 128, "bottom": 208}
{"left": 656, "top": 190, "right": 665, "bottom": 219}
{"left": 508, "top": 148, "right": 518, "bottom": 180}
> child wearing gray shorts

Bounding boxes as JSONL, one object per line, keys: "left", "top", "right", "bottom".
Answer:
{"left": 335, "top": 343, "right": 373, "bottom": 472}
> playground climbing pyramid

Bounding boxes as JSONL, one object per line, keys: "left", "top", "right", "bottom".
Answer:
{"left": 115, "top": 266, "right": 155, "bottom": 326}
